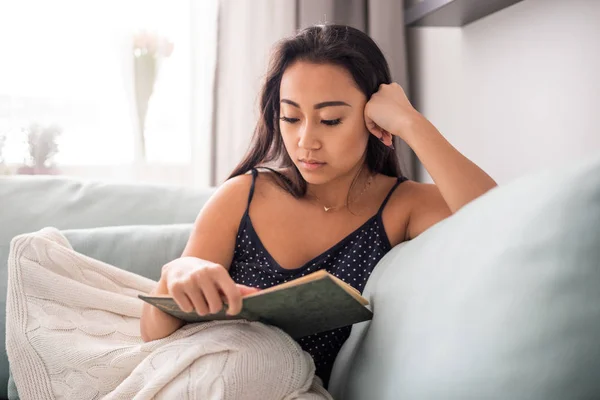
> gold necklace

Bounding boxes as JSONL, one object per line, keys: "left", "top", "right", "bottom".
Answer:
{"left": 311, "top": 174, "right": 374, "bottom": 212}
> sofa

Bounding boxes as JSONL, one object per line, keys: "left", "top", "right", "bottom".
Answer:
{"left": 1, "top": 154, "right": 599, "bottom": 399}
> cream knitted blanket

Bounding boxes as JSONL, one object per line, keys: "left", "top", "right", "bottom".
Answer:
{"left": 6, "top": 228, "right": 332, "bottom": 400}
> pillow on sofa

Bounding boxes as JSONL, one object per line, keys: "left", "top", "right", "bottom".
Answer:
{"left": 0, "top": 175, "right": 210, "bottom": 284}
{"left": 329, "top": 155, "right": 600, "bottom": 399}
{"left": 7, "top": 223, "right": 194, "bottom": 400}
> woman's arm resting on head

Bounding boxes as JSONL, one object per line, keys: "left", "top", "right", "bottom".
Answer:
{"left": 365, "top": 82, "right": 498, "bottom": 239}
{"left": 398, "top": 115, "right": 498, "bottom": 214}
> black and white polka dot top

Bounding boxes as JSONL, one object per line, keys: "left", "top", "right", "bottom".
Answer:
{"left": 228, "top": 168, "right": 407, "bottom": 387}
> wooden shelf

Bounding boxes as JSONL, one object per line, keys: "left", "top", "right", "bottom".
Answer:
{"left": 405, "top": 0, "right": 524, "bottom": 27}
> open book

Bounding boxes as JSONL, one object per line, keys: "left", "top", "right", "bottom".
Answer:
{"left": 139, "top": 270, "right": 373, "bottom": 339}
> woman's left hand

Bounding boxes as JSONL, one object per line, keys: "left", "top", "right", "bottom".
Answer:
{"left": 364, "top": 82, "right": 422, "bottom": 147}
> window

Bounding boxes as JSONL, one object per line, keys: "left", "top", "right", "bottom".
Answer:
{"left": 0, "top": 0, "right": 217, "bottom": 185}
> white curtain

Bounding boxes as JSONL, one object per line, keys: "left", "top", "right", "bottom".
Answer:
{"left": 190, "top": 0, "right": 219, "bottom": 187}
{"left": 211, "top": 0, "right": 297, "bottom": 184}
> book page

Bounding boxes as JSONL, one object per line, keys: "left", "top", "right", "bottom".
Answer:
{"left": 243, "top": 270, "right": 369, "bottom": 305}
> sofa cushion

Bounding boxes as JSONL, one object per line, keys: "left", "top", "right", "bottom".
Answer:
{"left": 1, "top": 175, "right": 211, "bottom": 397}
{"left": 7, "top": 223, "right": 194, "bottom": 399}
{"left": 329, "top": 155, "right": 600, "bottom": 399}
{"left": 62, "top": 224, "right": 193, "bottom": 280}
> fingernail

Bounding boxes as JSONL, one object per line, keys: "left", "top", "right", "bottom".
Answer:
{"left": 388, "top": 143, "right": 395, "bottom": 150}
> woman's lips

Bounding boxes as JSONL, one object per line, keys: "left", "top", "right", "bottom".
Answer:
{"left": 299, "top": 160, "right": 326, "bottom": 171}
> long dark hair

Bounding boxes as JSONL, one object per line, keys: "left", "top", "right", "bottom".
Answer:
{"left": 228, "top": 24, "right": 403, "bottom": 197}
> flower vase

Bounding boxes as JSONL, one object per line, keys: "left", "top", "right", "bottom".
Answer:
{"left": 133, "top": 53, "right": 159, "bottom": 161}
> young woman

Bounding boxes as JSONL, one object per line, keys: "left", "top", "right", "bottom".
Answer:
{"left": 140, "top": 24, "right": 497, "bottom": 387}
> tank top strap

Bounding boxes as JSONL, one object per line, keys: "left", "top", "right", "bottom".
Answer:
{"left": 246, "top": 168, "right": 258, "bottom": 210}
{"left": 377, "top": 176, "right": 408, "bottom": 215}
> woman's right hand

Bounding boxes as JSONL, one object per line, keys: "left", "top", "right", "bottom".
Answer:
{"left": 161, "top": 257, "right": 260, "bottom": 316}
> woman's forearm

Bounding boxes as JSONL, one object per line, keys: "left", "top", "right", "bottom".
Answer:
{"left": 401, "top": 115, "right": 498, "bottom": 212}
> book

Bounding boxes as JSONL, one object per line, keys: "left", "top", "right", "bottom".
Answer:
{"left": 138, "top": 270, "right": 373, "bottom": 339}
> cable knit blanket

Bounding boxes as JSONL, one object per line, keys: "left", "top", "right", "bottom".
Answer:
{"left": 6, "top": 228, "right": 332, "bottom": 400}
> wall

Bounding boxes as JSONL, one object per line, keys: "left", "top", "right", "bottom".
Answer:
{"left": 408, "top": 0, "right": 600, "bottom": 184}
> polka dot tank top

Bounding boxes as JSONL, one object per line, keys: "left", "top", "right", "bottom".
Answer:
{"left": 228, "top": 168, "right": 407, "bottom": 387}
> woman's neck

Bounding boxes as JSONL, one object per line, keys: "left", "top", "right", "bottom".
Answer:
{"left": 305, "top": 163, "right": 372, "bottom": 211}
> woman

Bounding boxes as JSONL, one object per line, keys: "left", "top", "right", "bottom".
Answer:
{"left": 140, "top": 24, "right": 497, "bottom": 387}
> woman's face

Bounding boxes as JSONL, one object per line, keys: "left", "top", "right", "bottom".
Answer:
{"left": 279, "top": 61, "right": 369, "bottom": 184}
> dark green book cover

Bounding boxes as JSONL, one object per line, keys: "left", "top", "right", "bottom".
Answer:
{"left": 138, "top": 270, "right": 373, "bottom": 339}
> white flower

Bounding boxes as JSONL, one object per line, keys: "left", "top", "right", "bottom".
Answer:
{"left": 132, "top": 30, "right": 174, "bottom": 58}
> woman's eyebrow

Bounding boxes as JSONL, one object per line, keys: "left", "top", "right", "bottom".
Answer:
{"left": 280, "top": 99, "right": 352, "bottom": 109}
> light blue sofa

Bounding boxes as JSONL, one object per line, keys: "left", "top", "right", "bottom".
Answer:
{"left": 2, "top": 154, "right": 600, "bottom": 399}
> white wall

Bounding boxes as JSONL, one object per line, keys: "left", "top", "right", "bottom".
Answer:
{"left": 408, "top": 0, "right": 600, "bottom": 184}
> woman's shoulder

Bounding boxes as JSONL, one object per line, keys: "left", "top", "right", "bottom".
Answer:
{"left": 250, "top": 166, "right": 296, "bottom": 196}
{"left": 211, "top": 167, "right": 291, "bottom": 211}
{"left": 382, "top": 176, "right": 452, "bottom": 241}
{"left": 203, "top": 172, "right": 255, "bottom": 217}
{"left": 206, "top": 167, "right": 289, "bottom": 211}
{"left": 372, "top": 173, "right": 413, "bottom": 244}
{"left": 219, "top": 171, "right": 255, "bottom": 196}
{"left": 184, "top": 173, "right": 255, "bottom": 263}
{"left": 253, "top": 166, "right": 293, "bottom": 181}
